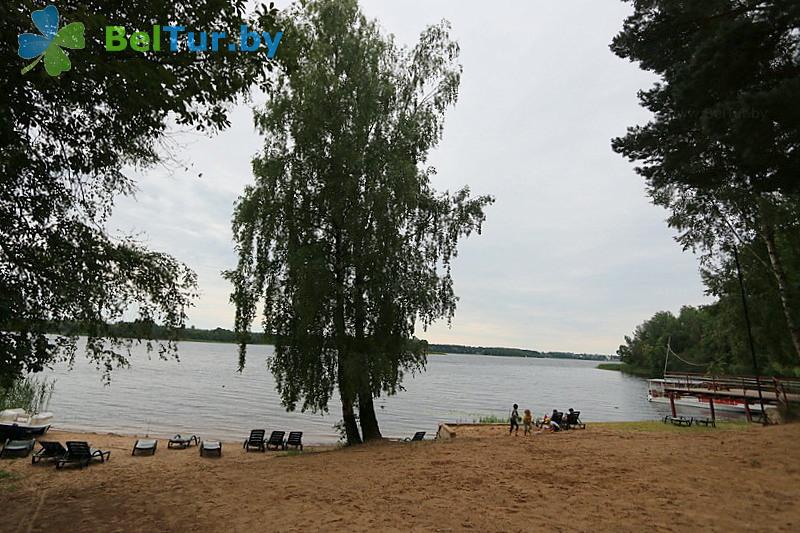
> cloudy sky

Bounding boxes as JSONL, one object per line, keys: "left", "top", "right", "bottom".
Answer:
{"left": 112, "top": 0, "right": 711, "bottom": 355}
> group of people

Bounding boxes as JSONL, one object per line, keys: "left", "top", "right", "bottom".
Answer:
{"left": 508, "top": 404, "right": 580, "bottom": 435}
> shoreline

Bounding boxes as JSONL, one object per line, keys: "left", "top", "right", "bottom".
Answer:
{"left": 18, "top": 417, "right": 753, "bottom": 449}
{"left": 2, "top": 422, "right": 797, "bottom": 531}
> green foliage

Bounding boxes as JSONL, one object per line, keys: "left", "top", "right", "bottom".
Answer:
{"left": 227, "top": 0, "right": 492, "bottom": 443}
{"left": 596, "top": 362, "right": 653, "bottom": 377}
{"left": 0, "top": 376, "right": 56, "bottom": 414}
{"left": 1, "top": 1, "right": 280, "bottom": 385}
{"left": 612, "top": 0, "right": 800, "bottom": 366}
{"left": 617, "top": 304, "right": 800, "bottom": 378}
{"left": 474, "top": 415, "right": 506, "bottom": 424}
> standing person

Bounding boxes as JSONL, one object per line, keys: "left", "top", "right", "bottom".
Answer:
{"left": 523, "top": 409, "right": 533, "bottom": 436}
{"left": 509, "top": 404, "right": 520, "bottom": 435}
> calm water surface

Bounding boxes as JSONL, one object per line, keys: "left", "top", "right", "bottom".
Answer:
{"left": 39, "top": 341, "right": 667, "bottom": 443}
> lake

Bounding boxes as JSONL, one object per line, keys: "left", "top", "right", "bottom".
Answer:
{"left": 39, "top": 340, "right": 667, "bottom": 443}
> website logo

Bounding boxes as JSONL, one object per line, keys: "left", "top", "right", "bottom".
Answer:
{"left": 18, "top": 5, "right": 85, "bottom": 76}
{"left": 105, "top": 26, "right": 282, "bottom": 57}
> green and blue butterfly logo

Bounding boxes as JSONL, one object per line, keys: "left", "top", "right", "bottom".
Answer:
{"left": 18, "top": 5, "right": 85, "bottom": 76}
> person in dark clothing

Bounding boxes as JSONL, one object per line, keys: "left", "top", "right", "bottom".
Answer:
{"left": 509, "top": 404, "right": 520, "bottom": 435}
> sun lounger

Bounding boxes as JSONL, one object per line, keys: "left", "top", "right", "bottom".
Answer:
{"left": 549, "top": 411, "right": 565, "bottom": 431}
{"left": 200, "top": 440, "right": 222, "bottom": 457}
{"left": 243, "top": 429, "right": 266, "bottom": 452}
{"left": 404, "top": 431, "right": 426, "bottom": 442}
{"left": 565, "top": 411, "right": 586, "bottom": 430}
{"left": 56, "top": 441, "right": 110, "bottom": 469}
{"left": 1, "top": 438, "right": 36, "bottom": 458}
{"left": 31, "top": 441, "right": 68, "bottom": 464}
{"left": 266, "top": 431, "right": 285, "bottom": 451}
{"left": 168, "top": 434, "right": 199, "bottom": 449}
{"left": 285, "top": 431, "right": 303, "bottom": 451}
{"left": 132, "top": 439, "right": 158, "bottom": 456}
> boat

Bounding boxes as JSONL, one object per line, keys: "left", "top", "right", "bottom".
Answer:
{"left": 0, "top": 409, "right": 53, "bottom": 440}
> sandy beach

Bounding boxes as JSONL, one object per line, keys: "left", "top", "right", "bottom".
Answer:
{"left": 1, "top": 422, "right": 799, "bottom": 532}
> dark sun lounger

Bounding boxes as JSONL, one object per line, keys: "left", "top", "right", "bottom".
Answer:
{"left": 1, "top": 438, "right": 36, "bottom": 458}
{"left": 243, "top": 429, "right": 266, "bottom": 452}
{"left": 565, "top": 411, "right": 586, "bottom": 430}
{"left": 285, "top": 431, "right": 303, "bottom": 451}
{"left": 32, "top": 441, "right": 68, "bottom": 464}
{"left": 200, "top": 440, "right": 222, "bottom": 457}
{"left": 132, "top": 439, "right": 158, "bottom": 456}
{"left": 56, "top": 441, "right": 110, "bottom": 469}
{"left": 404, "top": 431, "right": 426, "bottom": 442}
{"left": 266, "top": 431, "right": 286, "bottom": 451}
{"left": 168, "top": 434, "right": 199, "bottom": 449}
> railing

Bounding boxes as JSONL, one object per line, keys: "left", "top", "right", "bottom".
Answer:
{"left": 662, "top": 372, "right": 800, "bottom": 405}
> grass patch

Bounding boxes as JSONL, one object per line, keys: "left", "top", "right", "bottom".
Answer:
{"left": 279, "top": 449, "right": 304, "bottom": 457}
{"left": 0, "top": 470, "right": 19, "bottom": 493}
{"left": 473, "top": 415, "right": 506, "bottom": 424}
{"left": 595, "top": 420, "right": 750, "bottom": 433}
{"left": 596, "top": 362, "right": 654, "bottom": 378}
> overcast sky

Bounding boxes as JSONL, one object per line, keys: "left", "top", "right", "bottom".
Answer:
{"left": 111, "top": 0, "right": 711, "bottom": 355}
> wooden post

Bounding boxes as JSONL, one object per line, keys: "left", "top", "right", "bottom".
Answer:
{"left": 708, "top": 397, "right": 716, "bottom": 428}
{"left": 744, "top": 401, "right": 752, "bottom": 423}
{"left": 669, "top": 393, "right": 677, "bottom": 417}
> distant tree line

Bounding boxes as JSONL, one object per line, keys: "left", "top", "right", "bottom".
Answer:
{"left": 428, "top": 344, "right": 612, "bottom": 361}
{"left": 41, "top": 321, "right": 611, "bottom": 362}
{"left": 44, "top": 321, "right": 274, "bottom": 345}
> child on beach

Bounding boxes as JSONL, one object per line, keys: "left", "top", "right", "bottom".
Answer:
{"left": 509, "top": 404, "right": 520, "bottom": 435}
{"left": 523, "top": 409, "right": 533, "bottom": 435}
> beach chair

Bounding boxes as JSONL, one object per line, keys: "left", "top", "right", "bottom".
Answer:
{"left": 285, "top": 431, "right": 303, "bottom": 451}
{"left": 200, "top": 440, "right": 222, "bottom": 457}
{"left": 404, "top": 431, "right": 426, "bottom": 442}
{"left": 56, "top": 441, "right": 111, "bottom": 469}
{"left": 243, "top": 429, "right": 266, "bottom": 452}
{"left": 565, "top": 411, "right": 586, "bottom": 430}
{"left": 31, "top": 441, "right": 68, "bottom": 464}
{"left": 266, "top": 431, "right": 286, "bottom": 451}
{"left": 132, "top": 439, "right": 158, "bottom": 456}
{"left": 168, "top": 434, "right": 199, "bottom": 449}
{"left": 550, "top": 411, "right": 565, "bottom": 431}
{"left": 0, "top": 438, "right": 36, "bottom": 458}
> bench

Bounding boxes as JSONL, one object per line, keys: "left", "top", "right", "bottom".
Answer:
{"left": 693, "top": 418, "right": 716, "bottom": 428}
{"left": 662, "top": 415, "right": 693, "bottom": 427}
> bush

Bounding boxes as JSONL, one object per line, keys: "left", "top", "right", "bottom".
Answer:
{"left": 0, "top": 376, "right": 56, "bottom": 414}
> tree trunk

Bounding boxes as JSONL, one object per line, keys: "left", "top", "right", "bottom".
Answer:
{"left": 333, "top": 230, "right": 361, "bottom": 445}
{"left": 358, "top": 389, "right": 382, "bottom": 441}
{"left": 338, "top": 383, "right": 362, "bottom": 446}
{"left": 761, "top": 220, "right": 800, "bottom": 361}
{"left": 352, "top": 269, "right": 382, "bottom": 441}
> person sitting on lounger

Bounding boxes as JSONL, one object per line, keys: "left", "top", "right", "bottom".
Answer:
{"left": 548, "top": 409, "right": 561, "bottom": 432}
